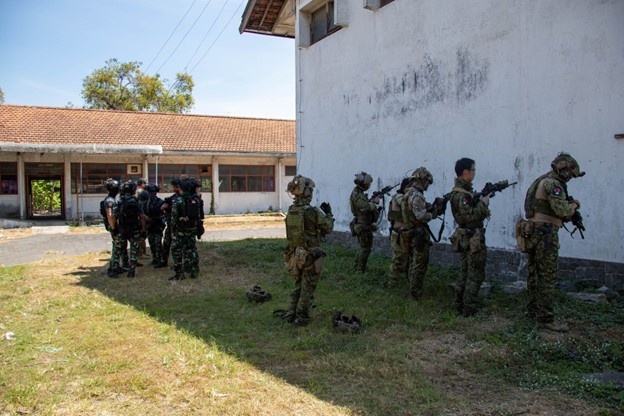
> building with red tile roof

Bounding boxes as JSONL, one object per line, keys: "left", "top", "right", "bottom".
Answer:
{"left": 0, "top": 105, "right": 296, "bottom": 220}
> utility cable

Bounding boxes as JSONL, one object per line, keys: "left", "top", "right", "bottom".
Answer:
{"left": 188, "top": 0, "right": 245, "bottom": 75}
{"left": 145, "top": 0, "right": 197, "bottom": 72}
{"left": 184, "top": 0, "right": 230, "bottom": 71}
{"left": 156, "top": 0, "right": 213, "bottom": 75}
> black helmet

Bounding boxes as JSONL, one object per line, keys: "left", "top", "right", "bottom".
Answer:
{"left": 138, "top": 190, "right": 149, "bottom": 201}
{"left": 137, "top": 178, "right": 148, "bottom": 186}
{"left": 105, "top": 178, "right": 119, "bottom": 193}
{"left": 147, "top": 184, "right": 160, "bottom": 193}
{"left": 180, "top": 178, "right": 196, "bottom": 193}
{"left": 121, "top": 180, "right": 137, "bottom": 195}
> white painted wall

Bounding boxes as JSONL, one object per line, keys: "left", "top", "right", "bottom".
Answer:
{"left": 295, "top": 0, "right": 624, "bottom": 263}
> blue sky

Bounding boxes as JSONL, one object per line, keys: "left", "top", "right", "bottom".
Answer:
{"left": 0, "top": 0, "right": 296, "bottom": 119}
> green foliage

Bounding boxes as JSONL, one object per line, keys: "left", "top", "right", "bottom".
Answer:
{"left": 31, "top": 180, "right": 61, "bottom": 214}
{"left": 81, "top": 58, "right": 194, "bottom": 113}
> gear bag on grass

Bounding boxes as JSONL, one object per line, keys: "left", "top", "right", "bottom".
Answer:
{"left": 178, "top": 194, "right": 201, "bottom": 231}
{"left": 116, "top": 196, "right": 141, "bottom": 232}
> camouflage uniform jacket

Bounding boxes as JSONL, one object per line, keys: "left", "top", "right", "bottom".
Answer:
{"left": 171, "top": 192, "right": 201, "bottom": 235}
{"left": 525, "top": 171, "right": 577, "bottom": 227}
{"left": 403, "top": 186, "right": 434, "bottom": 228}
{"left": 350, "top": 186, "right": 379, "bottom": 226}
{"left": 449, "top": 178, "right": 490, "bottom": 229}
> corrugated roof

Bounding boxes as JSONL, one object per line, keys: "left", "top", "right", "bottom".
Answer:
{"left": 0, "top": 104, "right": 295, "bottom": 154}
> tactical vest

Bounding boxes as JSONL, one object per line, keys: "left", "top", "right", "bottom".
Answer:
{"left": 525, "top": 173, "right": 562, "bottom": 219}
{"left": 285, "top": 203, "right": 309, "bottom": 248}
{"left": 388, "top": 193, "right": 404, "bottom": 224}
{"left": 450, "top": 186, "right": 484, "bottom": 229}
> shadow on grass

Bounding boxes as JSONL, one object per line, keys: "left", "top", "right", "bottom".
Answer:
{"left": 71, "top": 238, "right": 624, "bottom": 414}
{"left": 71, "top": 239, "right": 466, "bottom": 415}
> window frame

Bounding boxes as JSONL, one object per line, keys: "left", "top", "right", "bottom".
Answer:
{"left": 0, "top": 162, "right": 18, "bottom": 195}
{"left": 219, "top": 165, "right": 275, "bottom": 193}
{"left": 70, "top": 163, "right": 129, "bottom": 194}
{"left": 148, "top": 164, "right": 212, "bottom": 193}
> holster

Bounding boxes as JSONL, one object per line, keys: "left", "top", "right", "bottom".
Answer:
{"left": 537, "top": 223, "right": 555, "bottom": 250}
{"left": 412, "top": 227, "right": 428, "bottom": 251}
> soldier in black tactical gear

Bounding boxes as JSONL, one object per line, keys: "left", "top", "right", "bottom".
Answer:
{"left": 145, "top": 184, "right": 165, "bottom": 267}
{"left": 101, "top": 178, "right": 125, "bottom": 277}
{"left": 160, "top": 178, "right": 182, "bottom": 267}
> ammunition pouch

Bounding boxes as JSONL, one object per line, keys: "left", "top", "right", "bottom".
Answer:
{"left": 468, "top": 228, "right": 484, "bottom": 254}
{"left": 515, "top": 219, "right": 535, "bottom": 253}
{"left": 449, "top": 228, "right": 484, "bottom": 253}
{"left": 284, "top": 246, "right": 325, "bottom": 276}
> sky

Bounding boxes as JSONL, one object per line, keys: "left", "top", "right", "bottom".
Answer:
{"left": 0, "top": 0, "right": 296, "bottom": 120}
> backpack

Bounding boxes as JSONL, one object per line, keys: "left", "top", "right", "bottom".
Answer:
{"left": 285, "top": 203, "right": 308, "bottom": 248}
{"left": 116, "top": 196, "right": 141, "bottom": 231}
{"left": 178, "top": 194, "right": 201, "bottom": 231}
{"left": 146, "top": 196, "right": 163, "bottom": 220}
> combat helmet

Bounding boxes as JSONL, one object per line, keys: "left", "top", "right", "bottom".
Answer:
{"left": 410, "top": 167, "right": 433, "bottom": 189}
{"left": 332, "top": 311, "right": 362, "bottom": 333}
{"left": 245, "top": 285, "right": 272, "bottom": 303}
{"left": 354, "top": 171, "right": 373, "bottom": 190}
{"left": 551, "top": 152, "right": 585, "bottom": 181}
{"left": 287, "top": 174, "right": 315, "bottom": 199}
{"left": 147, "top": 184, "right": 160, "bottom": 194}
{"left": 105, "top": 178, "right": 120, "bottom": 193}
{"left": 121, "top": 180, "right": 137, "bottom": 195}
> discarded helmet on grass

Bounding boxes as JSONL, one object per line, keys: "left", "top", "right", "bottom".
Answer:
{"left": 246, "top": 285, "right": 272, "bottom": 303}
{"left": 332, "top": 311, "right": 362, "bottom": 333}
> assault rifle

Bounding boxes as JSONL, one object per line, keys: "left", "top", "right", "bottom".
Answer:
{"left": 370, "top": 183, "right": 400, "bottom": 202}
{"left": 566, "top": 195, "right": 585, "bottom": 239}
{"left": 427, "top": 193, "right": 452, "bottom": 217}
{"left": 470, "top": 180, "right": 517, "bottom": 206}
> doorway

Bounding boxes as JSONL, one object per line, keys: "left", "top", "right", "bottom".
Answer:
{"left": 25, "top": 163, "right": 65, "bottom": 220}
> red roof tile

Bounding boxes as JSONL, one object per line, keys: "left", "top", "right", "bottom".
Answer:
{"left": 0, "top": 105, "right": 295, "bottom": 154}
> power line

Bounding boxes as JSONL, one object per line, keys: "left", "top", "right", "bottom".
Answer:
{"left": 145, "top": 0, "right": 197, "bottom": 72}
{"left": 184, "top": 0, "right": 230, "bottom": 72}
{"left": 156, "top": 0, "right": 213, "bottom": 75}
{"left": 189, "top": 0, "right": 245, "bottom": 75}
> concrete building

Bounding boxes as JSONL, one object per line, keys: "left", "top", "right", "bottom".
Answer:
{"left": 240, "top": 0, "right": 624, "bottom": 288}
{"left": 0, "top": 105, "right": 296, "bottom": 221}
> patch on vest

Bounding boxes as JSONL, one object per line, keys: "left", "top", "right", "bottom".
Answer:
{"left": 462, "top": 197, "right": 470, "bottom": 205}
{"left": 552, "top": 186, "right": 562, "bottom": 196}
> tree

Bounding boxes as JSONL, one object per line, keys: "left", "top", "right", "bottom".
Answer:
{"left": 0, "top": 87, "right": 4, "bottom": 104}
{"left": 81, "top": 59, "right": 194, "bottom": 113}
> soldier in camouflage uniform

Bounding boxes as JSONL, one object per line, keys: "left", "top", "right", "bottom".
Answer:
{"left": 448, "top": 158, "right": 491, "bottom": 317}
{"left": 350, "top": 171, "right": 381, "bottom": 273}
{"left": 169, "top": 178, "right": 201, "bottom": 280}
{"left": 113, "top": 180, "right": 145, "bottom": 278}
{"left": 277, "top": 175, "right": 334, "bottom": 326}
{"left": 160, "top": 178, "right": 182, "bottom": 267}
{"left": 144, "top": 184, "right": 165, "bottom": 267}
{"left": 136, "top": 178, "right": 149, "bottom": 259}
{"left": 388, "top": 178, "right": 411, "bottom": 287}
{"left": 402, "top": 168, "right": 438, "bottom": 299}
{"left": 520, "top": 153, "right": 584, "bottom": 332}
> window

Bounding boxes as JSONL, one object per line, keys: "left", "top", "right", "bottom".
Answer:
{"left": 148, "top": 164, "right": 212, "bottom": 193}
{"left": 219, "top": 165, "right": 275, "bottom": 192}
{"left": 285, "top": 165, "right": 297, "bottom": 176}
{"left": 310, "top": 1, "right": 339, "bottom": 44}
{"left": 381, "top": 0, "right": 395, "bottom": 6}
{"left": 71, "top": 163, "right": 128, "bottom": 194}
{"left": 0, "top": 162, "right": 17, "bottom": 195}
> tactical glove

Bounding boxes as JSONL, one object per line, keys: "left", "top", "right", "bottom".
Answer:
{"left": 320, "top": 202, "right": 332, "bottom": 216}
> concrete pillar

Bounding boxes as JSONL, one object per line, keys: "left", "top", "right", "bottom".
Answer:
{"left": 17, "top": 153, "right": 25, "bottom": 220}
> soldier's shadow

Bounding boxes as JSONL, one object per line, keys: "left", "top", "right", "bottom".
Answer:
{"left": 73, "top": 239, "right": 444, "bottom": 414}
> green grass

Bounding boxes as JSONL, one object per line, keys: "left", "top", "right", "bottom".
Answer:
{"left": 0, "top": 239, "right": 623, "bottom": 415}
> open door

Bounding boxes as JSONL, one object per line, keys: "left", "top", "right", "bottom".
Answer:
{"left": 27, "top": 176, "right": 64, "bottom": 220}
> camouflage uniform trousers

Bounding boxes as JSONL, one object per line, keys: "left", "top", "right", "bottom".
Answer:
{"left": 354, "top": 228, "right": 374, "bottom": 272}
{"left": 162, "top": 222, "right": 173, "bottom": 264}
{"left": 172, "top": 231, "right": 199, "bottom": 277}
{"left": 408, "top": 231, "right": 431, "bottom": 299}
{"left": 526, "top": 227, "right": 560, "bottom": 324}
{"left": 113, "top": 230, "right": 141, "bottom": 274}
{"left": 288, "top": 264, "right": 321, "bottom": 325}
{"left": 454, "top": 232, "right": 487, "bottom": 316}
{"left": 389, "top": 230, "right": 409, "bottom": 285}
{"left": 147, "top": 227, "right": 164, "bottom": 264}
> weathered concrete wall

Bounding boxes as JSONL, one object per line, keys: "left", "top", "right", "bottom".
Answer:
{"left": 296, "top": 0, "right": 624, "bottom": 275}
{"left": 328, "top": 231, "right": 624, "bottom": 291}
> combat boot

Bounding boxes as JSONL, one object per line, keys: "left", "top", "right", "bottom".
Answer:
{"left": 537, "top": 322, "right": 569, "bottom": 333}
{"left": 154, "top": 261, "right": 167, "bottom": 269}
{"left": 107, "top": 268, "right": 120, "bottom": 278}
{"left": 127, "top": 270, "right": 135, "bottom": 278}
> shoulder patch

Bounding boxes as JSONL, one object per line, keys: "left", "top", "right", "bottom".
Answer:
{"left": 552, "top": 186, "right": 562, "bottom": 196}
{"left": 462, "top": 197, "right": 470, "bottom": 205}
